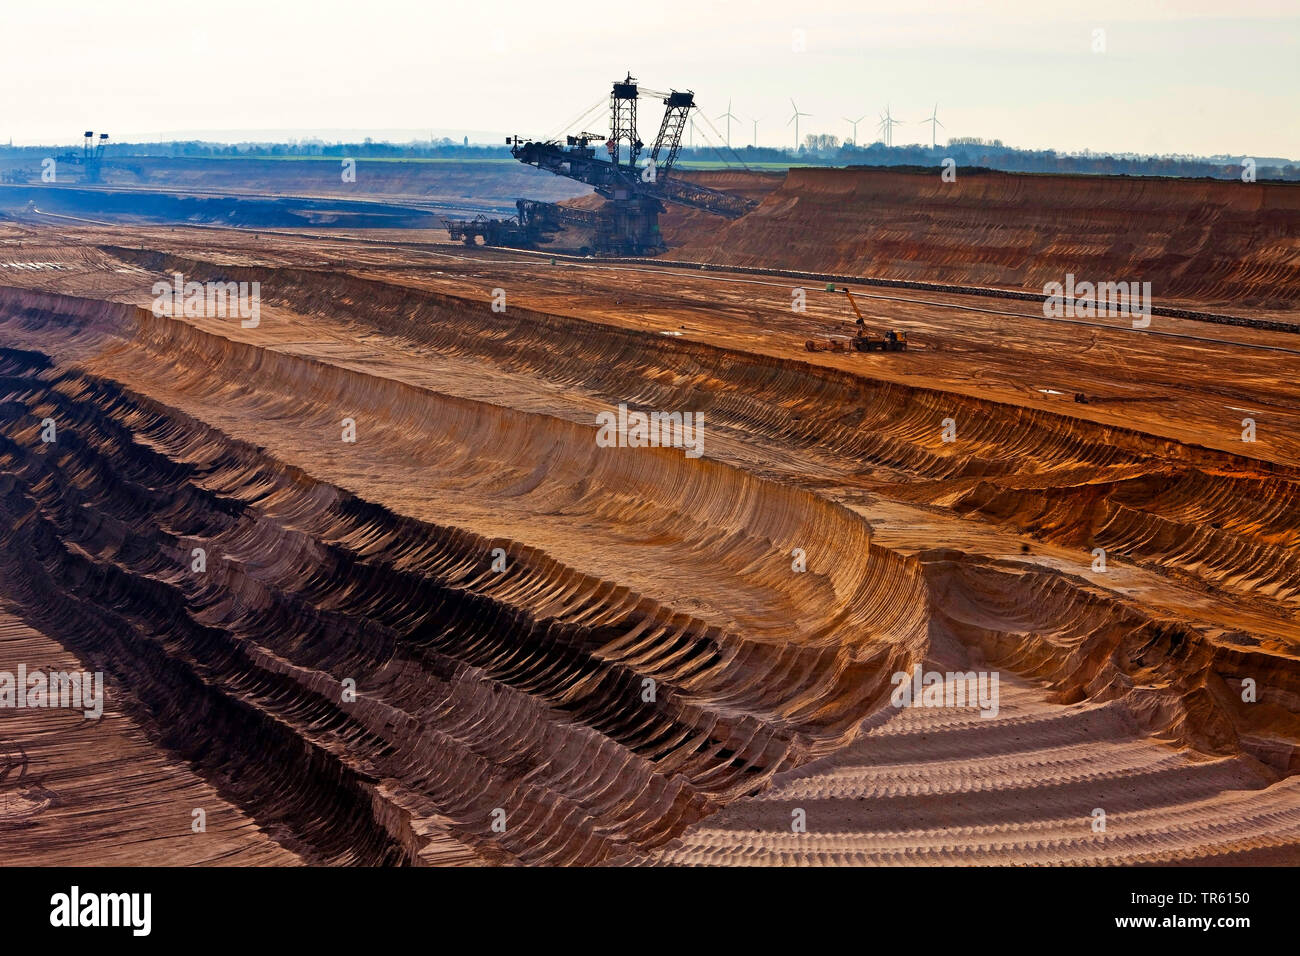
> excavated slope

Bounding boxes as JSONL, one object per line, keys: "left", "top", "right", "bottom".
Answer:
{"left": 561, "top": 170, "right": 783, "bottom": 248}
{"left": 646, "top": 675, "right": 1300, "bottom": 866}
{"left": 0, "top": 288, "right": 926, "bottom": 865}
{"left": 670, "top": 167, "right": 1300, "bottom": 309}
{"left": 1, "top": 227, "right": 1297, "bottom": 865}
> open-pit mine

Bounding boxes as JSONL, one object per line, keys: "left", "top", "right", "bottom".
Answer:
{"left": 1, "top": 162, "right": 1298, "bottom": 867}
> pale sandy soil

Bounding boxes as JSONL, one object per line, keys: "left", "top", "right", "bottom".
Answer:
{"left": 0, "top": 610, "right": 301, "bottom": 865}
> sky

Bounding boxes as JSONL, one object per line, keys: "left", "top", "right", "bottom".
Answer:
{"left": 1, "top": 0, "right": 1296, "bottom": 159}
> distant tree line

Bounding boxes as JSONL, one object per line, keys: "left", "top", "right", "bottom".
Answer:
{"left": 690, "top": 135, "right": 1298, "bottom": 181}
{"left": 0, "top": 135, "right": 1295, "bottom": 181}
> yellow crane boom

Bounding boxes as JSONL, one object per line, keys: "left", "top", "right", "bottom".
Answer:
{"left": 804, "top": 285, "right": 909, "bottom": 353}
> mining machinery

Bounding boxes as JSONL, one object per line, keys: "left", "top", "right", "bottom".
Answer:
{"left": 446, "top": 199, "right": 599, "bottom": 247}
{"left": 444, "top": 75, "right": 758, "bottom": 256}
{"left": 55, "top": 131, "right": 110, "bottom": 183}
{"left": 805, "top": 286, "right": 909, "bottom": 353}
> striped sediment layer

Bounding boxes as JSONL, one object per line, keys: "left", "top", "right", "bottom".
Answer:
{"left": 668, "top": 167, "right": 1300, "bottom": 310}
{"left": 0, "top": 247, "right": 1296, "bottom": 864}
{"left": 0, "top": 291, "right": 924, "bottom": 864}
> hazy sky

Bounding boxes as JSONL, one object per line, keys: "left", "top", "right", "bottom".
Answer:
{"left": 2, "top": 0, "right": 1296, "bottom": 157}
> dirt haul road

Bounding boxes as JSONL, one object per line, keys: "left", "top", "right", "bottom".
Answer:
{"left": 0, "top": 211, "right": 1297, "bottom": 865}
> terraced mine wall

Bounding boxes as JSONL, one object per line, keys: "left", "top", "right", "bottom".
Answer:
{"left": 669, "top": 167, "right": 1300, "bottom": 310}
{"left": 495, "top": 246, "right": 1300, "bottom": 332}
{"left": 2, "top": 254, "right": 1298, "bottom": 863}
{"left": 0, "top": 284, "right": 927, "bottom": 864}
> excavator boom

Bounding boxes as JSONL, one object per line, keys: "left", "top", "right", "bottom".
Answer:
{"left": 842, "top": 287, "right": 867, "bottom": 323}
{"left": 805, "top": 286, "right": 909, "bottom": 353}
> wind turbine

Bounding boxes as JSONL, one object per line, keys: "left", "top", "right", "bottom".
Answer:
{"left": 877, "top": 104, "right": 903, "bottom": 147}
{"left": 843, "top": 113, "right": 868, "bottom": 146}
{"left": 788, "top": 98, "right": 811, "bottom": 150}
{"left": 925, "top": 102, "right": 944, "bottom": 150}
{"left": 716, "top": 99, "right": 739, "bottom": 149}
{"left": 750, "top": 116, "right": 764, "bottom": 147}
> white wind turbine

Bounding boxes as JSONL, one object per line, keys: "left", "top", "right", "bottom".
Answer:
{"left": 926, "top": 102, "right": 944, "bottom": 150}
{"left": 878, "top": 104, "right": 903, "bottom": 147}
{"left": 750, "top": 115, "right": 764, "bottom": 147}
{"left": 716, "top": 99, "right": 739, "bottom": 149}
{"left": 843, "top": 113, "right": 868, "bottom": 146}
{"left": 788, "top": 98, "right": 811, "bottom": 150}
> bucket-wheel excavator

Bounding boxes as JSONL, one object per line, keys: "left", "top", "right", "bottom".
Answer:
{"left": 446, "top": 74, "right": 757, "bottom": 256}
{"left": 53, "top": 131, "right": 110, "bottom": 183}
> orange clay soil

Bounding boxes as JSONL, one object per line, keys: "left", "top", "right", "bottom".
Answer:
{"left": 0, "top": 197, "right": 1297, "bottom": 864}
{"left": 667, "top": 166, "right": 1300, "bottom": 319}
{"left": 564, "top": 169, "right": 785, "bottom": 247}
